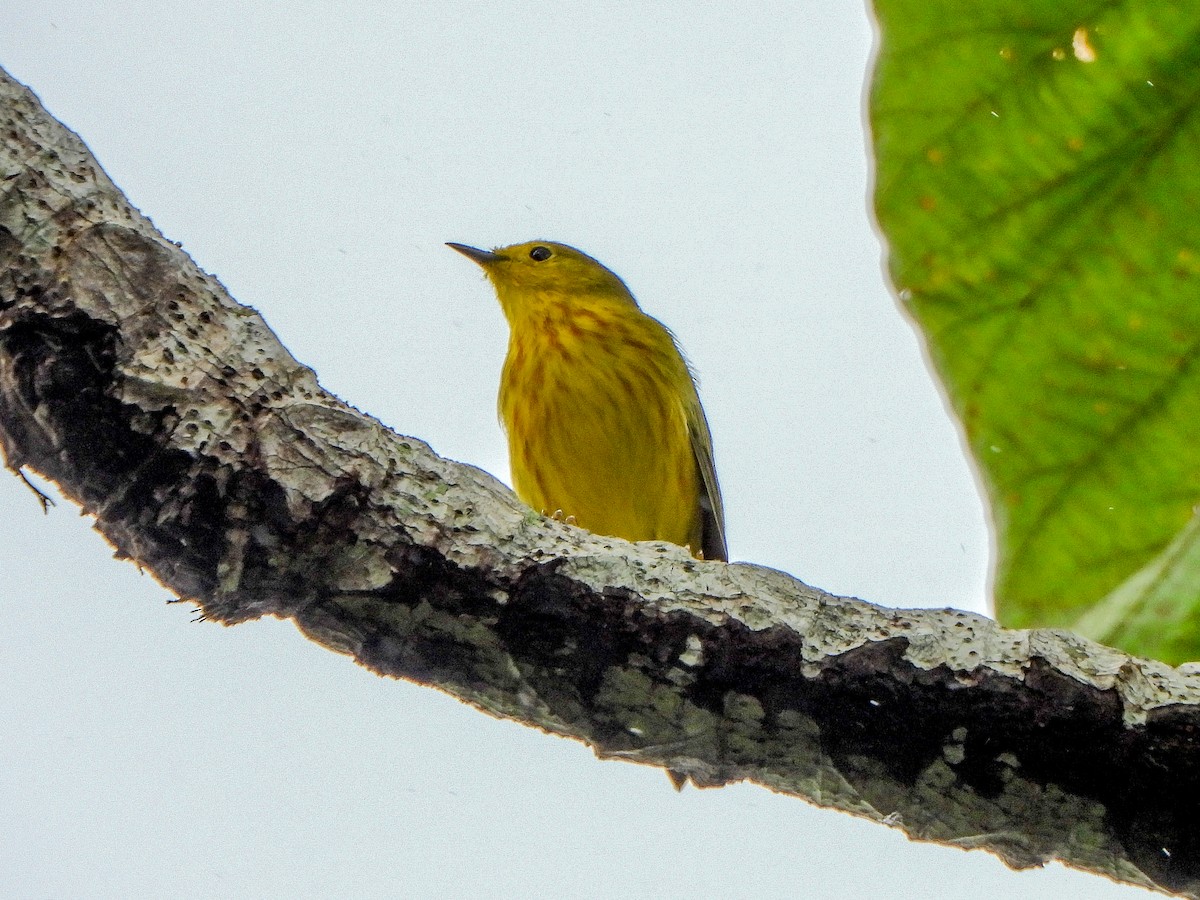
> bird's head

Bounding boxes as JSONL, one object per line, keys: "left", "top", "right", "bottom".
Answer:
{"left": 448, "top": 240, "right": 637, "bottom": 320}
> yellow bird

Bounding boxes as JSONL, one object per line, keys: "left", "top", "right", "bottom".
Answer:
{"left": 448, "top": 240, "right": 727, "bottom": 561}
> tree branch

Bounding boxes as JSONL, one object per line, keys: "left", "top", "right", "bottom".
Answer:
{"left": 2, "top": 66, "right": 1198, "bottom": 897}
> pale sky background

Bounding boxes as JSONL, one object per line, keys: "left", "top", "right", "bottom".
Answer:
{"left": 0, "top": 3, "right": 1148, "bottom": 899}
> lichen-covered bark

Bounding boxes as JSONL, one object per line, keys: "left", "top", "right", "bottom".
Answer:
{"left": 3, "top": 65, "right": 1200, "bottom": 897}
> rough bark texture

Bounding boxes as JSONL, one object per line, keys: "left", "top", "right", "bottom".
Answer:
{"left": 3, "top": 66, "right": 1200, "bottom": 897}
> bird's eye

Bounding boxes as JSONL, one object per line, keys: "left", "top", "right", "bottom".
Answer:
{"left": 529, "top": 246, "right": 552, "bottom": 262}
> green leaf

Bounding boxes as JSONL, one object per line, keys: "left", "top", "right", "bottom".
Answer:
{"left": 1073, "top": 507, "right": 1200, "bottom": 663}
{"left": 870, "top": 0, "right": 1200, "bottom": 661}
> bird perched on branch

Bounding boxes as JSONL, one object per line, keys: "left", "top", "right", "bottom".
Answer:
{"left": 448, "top": 240, "right": 727, "bottom": 561}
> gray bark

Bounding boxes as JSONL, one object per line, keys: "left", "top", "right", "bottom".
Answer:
{"left": 2, "top": 65, "right": 1198, "bottom": 897}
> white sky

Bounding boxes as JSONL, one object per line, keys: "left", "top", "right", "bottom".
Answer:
{"left": 0, "top": 3, "right": 1149, "bottom": 898}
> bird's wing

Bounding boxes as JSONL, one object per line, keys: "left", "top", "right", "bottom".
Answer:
{"left": 686, "top": 397, "right": 728, "bottom": 562}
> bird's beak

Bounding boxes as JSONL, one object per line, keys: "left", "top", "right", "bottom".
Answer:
{"left": 446, "top": 243, "right": 500, "bottom": 267}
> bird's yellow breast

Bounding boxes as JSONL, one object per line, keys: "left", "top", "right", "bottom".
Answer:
{"left": 499, "top": 297, "right": 703, "bottom": 552}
